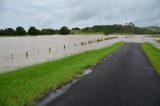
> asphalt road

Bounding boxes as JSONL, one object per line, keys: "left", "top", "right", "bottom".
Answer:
{"left": 47, "top": 43, "right": 160, "bottom": 106}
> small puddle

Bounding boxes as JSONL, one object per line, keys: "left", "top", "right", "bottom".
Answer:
{"left": 36, "top": 69, "right": 92, "bottom": 106}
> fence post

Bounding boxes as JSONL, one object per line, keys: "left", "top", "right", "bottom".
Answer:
{"left": 11, "top": 53, "right": 13, "bottom": 66}
{"left": 49, "top": 48, "right": 51, "bottom": 53}
{"left": 26, "top": 52, "right": 28, "bottom": 59}
{"left": 64, "top": 45, "right": 66, "bottom": 50}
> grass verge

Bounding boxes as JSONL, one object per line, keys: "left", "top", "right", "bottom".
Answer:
{"left": 148, "top": 34, "right": 160, "bottom": 37}
{"left": 0, "top": 42, "right": 124, "bottom": 106}
{"left": 72, "top": 31, "right": 104, "bottom": 35}
{"left": 142, "top": 43, "right": 160, "bottom": 75}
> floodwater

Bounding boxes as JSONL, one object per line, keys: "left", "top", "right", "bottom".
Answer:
{"left": 144, "top": 37, "right": 160, "bottom": 48}
{"left": 0, "top": 35, "right": 123, "bottom": 73}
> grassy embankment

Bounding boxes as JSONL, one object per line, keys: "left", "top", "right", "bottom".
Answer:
{"left": 142, "top": 43, "right": 160, "bottom": 75}
{"left": 71, "top": 30, "right": 104, "bottom": 35}
{"left": 0, "top": 42, "right": 124, "bottom": 106}
{"left": 149, "top": 34, "right": 160, "bottom": 37}
{"left": 71, "top": 30, "right": 126, "bottom": 35}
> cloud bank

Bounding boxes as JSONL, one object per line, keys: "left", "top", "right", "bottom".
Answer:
{"left": 0, "top": 0, "right": 160, "bottom": 29}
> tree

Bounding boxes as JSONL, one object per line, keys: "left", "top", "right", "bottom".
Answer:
{"left": 28, "top": 26, "right": 39, "bottom": 35}
{"left": 15, "top": 26, "right": 26, "bottom": 35}
{"left": 4, "top": 28, "right": 15, "bottom": 35}
{"left": 82, "top": 27, "right": 90, "bottom": 32}
{"left": 40, "top": 28, "right": 56, "bottom": 35}
{"left": 104, "top": 30, "right": 110, "bottom": 35}
{"left": 72, "top": 27, "right": 80, "bottom": 30}
{"left": 0, "top": 29, "right": 5, "bottom": 36}
{"left": 59, "top": 26, "right": 70, "bottom": 35}
{"left": 124, "top": 23, "right": 135, "bottom": 34}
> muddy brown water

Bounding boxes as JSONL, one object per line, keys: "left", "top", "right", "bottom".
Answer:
{"left": 0, "top": 35, "right": 123, "bottom": 73}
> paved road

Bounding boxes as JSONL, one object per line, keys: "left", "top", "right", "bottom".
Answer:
{"left": 47, "top": 43, "right": 160, "bottom": 106}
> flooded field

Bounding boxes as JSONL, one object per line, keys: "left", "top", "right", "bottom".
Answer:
{"left": 143, "top": 36, "right": 160, "bottom": 48}
{"left": 0, "top": 35, "right": 123, "bottom": 73}
{"left": 0, "top": 34, "right": 159, "bottom": 73}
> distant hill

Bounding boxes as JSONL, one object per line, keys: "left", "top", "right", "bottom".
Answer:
{"left": 144, "top": 26, "right": 160, "bottom": 33}
{"left": 72, "top": 24, "right": 160, "bottom": 35}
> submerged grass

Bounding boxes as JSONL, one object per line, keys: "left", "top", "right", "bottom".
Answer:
{"left": 149, "top": 34, "right": 160, "bottom": 37}
{"left": 142, "top": 43, "right": 160, "bottom": 75}
{"left": 0, "top": 42, "right": 124, "bottom": 106}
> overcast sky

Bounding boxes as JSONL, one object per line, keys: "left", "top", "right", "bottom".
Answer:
{"left": 0, "top": 0, "right": 160, "bottom": 29}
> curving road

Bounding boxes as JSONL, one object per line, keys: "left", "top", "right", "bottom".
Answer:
{"left": 47, "top": 43, "right": 160, "bottom": 106}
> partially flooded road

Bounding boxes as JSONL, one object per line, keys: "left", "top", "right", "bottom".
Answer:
{"left": 47, "top": 43, "right": 160, "bottom": 106}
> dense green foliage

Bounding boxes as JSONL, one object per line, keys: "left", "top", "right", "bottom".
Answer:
{"left": 142, "top": 43, "right": 160, "bottom": 75}
{"left": 59, "top": 26, "right": 70, "bottom": 35}
{"left": 72, "top": 27, "right": 81, "bottom": 30}
{"left": 144, "top": 26, "right": 160, "bottom": 34}
{"left": 71, "top": 25, "right": 160, "bottom": 35}
{"left": 28, "top": 26, "right": 40, "bottom": 35}
{"left": 15, "top": 26, "right": 26, "bottom": 35}
{"left": 87, "top": 25, "right": 124, "bottom": 34}
{"left": 0, "top": 23, "right": 160, "bottom": 36}
{"left": 79, "top": 24, "right": 159, "bottom": 35}
{"left": 0, "top": 26, "right": 67, "bottom": 36}
{"left": 0, "top": 42, "right": 124, "bottom": 106}
{"left": 0, "top": 28, "right": 15, "bottom": 35}
{"left": 40, "top": 28, "right": 57, "bottom": 35}
{"left": 104, "top": 30, "right": 110, "bottom": 35}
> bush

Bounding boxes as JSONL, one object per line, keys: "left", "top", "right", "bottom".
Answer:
{"left": 104, "top": 30, "right": 110, "bottom": 35}
{"left": 40, "top": 29, "right": 56, "bottom": 35}
{"left": 15, "top": 26, "right": 26, "bottom": 35}
{"left": 59, "top": 26, "right": 70, "bottom": 35}
{"left": 4, "top": 28, "right": 15, "bottom": 35}
{"left": 28, "top": 26, "right": 39, "bottom": 35}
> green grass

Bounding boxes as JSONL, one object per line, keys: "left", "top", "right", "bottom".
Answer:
{"left": 71, "top": 30, "right": 130, "bottom": 35}
{"left": 71, "top": 30, "right": 104, "bottom": 35}
{"left": 0, "top": 42, "right": 124, "bottom": 106}
{"left": 145, "top": 26, "right": 160, "bottom": 32}
{"left": 71, "top": 31, "right": 131, "bottom": 35}
{"left": 142, "top": 43, "right": 160, "bottom": 75}
{"left": 148, "top": 34, "right": 160, "bottom": 37}
{"left": 157, "top": 40, "right": 160, "bottom": 43}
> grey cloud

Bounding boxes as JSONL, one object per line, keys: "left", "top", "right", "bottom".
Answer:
{"left": 65, "top": 0, "right": 112, "bottom": 21}
{"left": 0, "top": 0, "right": 160, "bottom": 29}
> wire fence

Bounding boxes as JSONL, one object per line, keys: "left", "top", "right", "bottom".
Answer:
{"left": 0, "top": 36, "right": 118, "bottom": 72}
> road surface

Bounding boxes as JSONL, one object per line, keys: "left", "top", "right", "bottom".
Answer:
{"left": 47, "top": 43, "right": 160, "bottom": 106}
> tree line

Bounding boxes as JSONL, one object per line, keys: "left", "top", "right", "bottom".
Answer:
{"left": 74, "top": 23, "right": 160, "bottom": 35}
{"left": 0, "top": 23, "right": 160, "bottom": 36}
{"left": 0, "top": 26, "right": 70, "bottom": 36}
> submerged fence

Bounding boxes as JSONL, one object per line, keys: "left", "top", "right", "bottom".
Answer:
{"left": 0, "top": 36, "right": 118, "bottom": 72}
